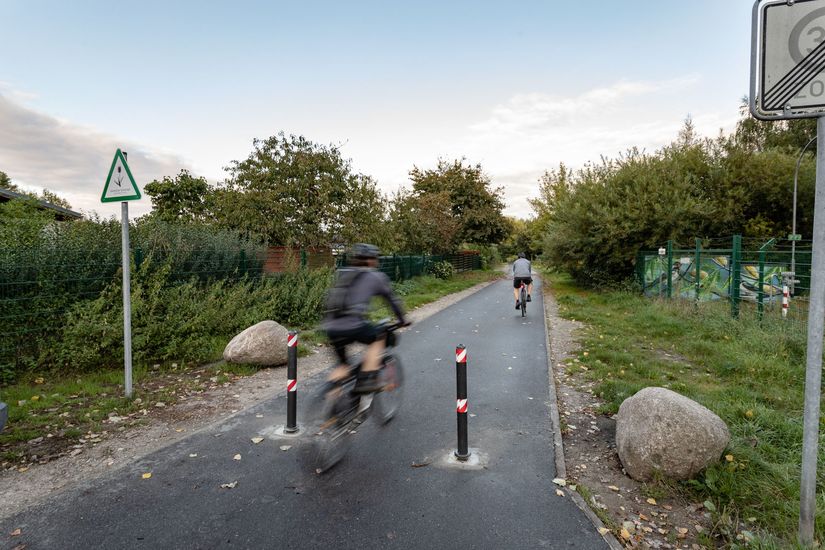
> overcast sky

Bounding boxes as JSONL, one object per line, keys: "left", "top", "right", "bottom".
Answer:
{"left": 0, "top": 0, "right": 752, "bottom": 220}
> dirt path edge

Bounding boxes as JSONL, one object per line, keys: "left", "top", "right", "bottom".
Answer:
{"left": 542, "top": 279, "right": 624, "bottom": 550}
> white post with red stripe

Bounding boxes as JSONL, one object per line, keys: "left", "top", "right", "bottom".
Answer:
{"left": 783, "top": 285, "right": 790, "bottom": 319}
{"left": 455, "top": 345, "right": 470, "bottom": 461}
{"left": 285, "top": 331, "right": 299, "bottom": 433}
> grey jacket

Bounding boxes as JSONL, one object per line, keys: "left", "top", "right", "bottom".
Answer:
{"left": 513, "top": 258, "right": 532, "bottom": 278}
{"left": 323, "top": 267, "right": 406, "bottom": 331}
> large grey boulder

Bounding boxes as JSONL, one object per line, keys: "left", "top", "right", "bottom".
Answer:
{"left": 615, "top": 387, "right": 729, "bottom": 481}
{"left": 223, "top": 321, "right": 290, "bottom": 366}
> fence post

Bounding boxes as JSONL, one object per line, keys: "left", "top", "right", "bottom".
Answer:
{"left": 666, "top": 240, "right": 674, "bottom": 299}
{"left": 731, "top": 235, "right": 742, "bottom": 319}
{"left": 757, "top": 238, "right": 776, "bottom": 322}
{"left": 694, "top": 238, "right": 701, "bottom": 306}
{"left": 455, "top": 345, "right": 469, "bottom": 461}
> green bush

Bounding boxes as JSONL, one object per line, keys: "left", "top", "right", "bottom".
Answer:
{"left": 426, "top": 260, "right": 454, "bottom": 280}
{"left": 53, "top": 261, "right": 334, "bottom": 372}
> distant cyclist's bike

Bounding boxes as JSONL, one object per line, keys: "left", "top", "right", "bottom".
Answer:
{"left": 306, "top": 320, "right": 405, "bottom": 473}
{"left": 519, "top": 281, "right": 527, "bottom": 317}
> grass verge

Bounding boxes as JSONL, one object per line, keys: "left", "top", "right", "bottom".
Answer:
{"left": 547, "top": 270, "right": 820, "bottom": 548}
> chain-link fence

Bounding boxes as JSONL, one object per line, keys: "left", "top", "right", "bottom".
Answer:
{"left": 637, "top": 236, "right": 812, "bottom": 323}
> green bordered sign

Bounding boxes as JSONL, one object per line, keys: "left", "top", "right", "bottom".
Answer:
{"left": 789, "top": 233, "right": 803, "bottom": 241}
{"left": 101, "top": 149, "right": 141, "bottom": 202}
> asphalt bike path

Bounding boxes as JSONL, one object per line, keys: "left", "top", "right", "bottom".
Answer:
{"left": 1, "top": 278, "right": 608, "bottom": 549}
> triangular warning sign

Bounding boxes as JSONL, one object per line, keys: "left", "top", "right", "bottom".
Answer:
{"left": 101, "top": 149, "right": 141, "bottom": 202}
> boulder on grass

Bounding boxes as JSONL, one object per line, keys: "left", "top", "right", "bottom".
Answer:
{"left": 223, "top": 321, "right": 289, "bottom": 366}
{"left": 615, "top": 387, "right": 729, "bottom": 481}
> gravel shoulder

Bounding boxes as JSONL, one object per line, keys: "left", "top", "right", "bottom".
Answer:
{"left": 0, "top": 277, "right": 498, "bottom": 522}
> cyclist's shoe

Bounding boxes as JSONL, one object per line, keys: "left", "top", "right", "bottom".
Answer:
{"left": 515, "top": 300, "right": 520, "bottom": 310}
{"left": 527, "top": 295, "right": 532, "bottom": 302}
{"left": 353, "top": 371, "right": 384, "bottom": 394}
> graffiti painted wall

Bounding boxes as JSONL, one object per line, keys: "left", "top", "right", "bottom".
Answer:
{"left": 641, "top": 254, "right": 786, "bottom": 302}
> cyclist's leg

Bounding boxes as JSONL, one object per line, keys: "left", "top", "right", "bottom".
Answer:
{"left": 361, "top": 335, "right": 386, "bottom": 372}
{"left": 527, "top": 279, "right": 534, "bottom": 301}
{"left": 327, "top": 331, "right": 353, "bottom": 382}
{"left": 513, "top": 278, "right": 521, "bottom": 307}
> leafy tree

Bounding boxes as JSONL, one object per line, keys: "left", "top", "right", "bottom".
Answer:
{"left": 409, "top": 158, "right": 508, "bottom": 245}
{"left": 144, "top": 170, "right": 214, "bottom": 223}
{"left": 40, "top": 189, "right": 73, "bottom": 210}
{"left": 217, "top": 133, "right": 386, "bottom": 247}
{"left": 388, "top": 188, "right": 460, "bottom": 254}
{"left": 0, "top": 171, "right": 17, "bottom": 191}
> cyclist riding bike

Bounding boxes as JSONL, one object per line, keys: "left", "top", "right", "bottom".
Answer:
{"left": 323, "top": 243, "right": 409, "bottom": 396}
{"left": 512, "top": 252, "right": 533, "bottom": 310}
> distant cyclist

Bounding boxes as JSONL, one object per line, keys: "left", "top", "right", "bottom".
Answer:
{"left": 323, "top": 243, "right": 409, "bottom": 394}
{"left": 512, "top": 252, "right": 533, "bottom": 309}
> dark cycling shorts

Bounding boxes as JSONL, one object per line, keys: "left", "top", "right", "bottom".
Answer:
{"left": 326, "top": 323, "right": 380, "bottom": 364}
{"left": 513, "top": 276, "right": 533, "bottom": 289}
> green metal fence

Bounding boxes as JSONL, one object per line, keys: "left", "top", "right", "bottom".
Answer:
{"left": 637, "top": 236, "right": 813, "bottom": 322}
{"left": 336, "top": 251, "right": 482, "bottom": 281}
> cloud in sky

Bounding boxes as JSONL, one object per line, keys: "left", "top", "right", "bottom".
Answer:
{"left": 0, "top": 90, "right": 190, "bottom": 218}
{"left": 0, "top": 76, "right": 741, "bottom": 222}
{"left": 453, "top": 76, "right": 740, "bottom": 218}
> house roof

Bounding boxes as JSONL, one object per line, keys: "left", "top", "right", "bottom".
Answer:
{"left": 0, "top": 188, "right": 82, "bottom": 220}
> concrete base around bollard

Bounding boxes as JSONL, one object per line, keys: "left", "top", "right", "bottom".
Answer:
{"left": 437, "top": 448, "right": 487, "bottom": 470}
{"left": 260, "top": 424, "right": 304, "bottom": 439}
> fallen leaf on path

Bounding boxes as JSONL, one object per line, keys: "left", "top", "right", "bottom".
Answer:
{"left": 34, "top": 377, "right": 44, "bottom": 384}
{"left": 220, "top": 481, "right": 237, "bottom": 489}
{"left": 411, "top": 460, "right": 431, "bottom": 468}
{"left": 142, "top": 473, "right": 152, "bottom": 479}
{"left": 251, "top": 437, "right": 264, "bottom": 444}
{"left": 11, "top": 528, "right": 22, "bottom": 536}
{"left": 233, "top": 454, "right": 242, "bottom": 461}
{"left": 725, "top": 454, "right": 734, "bottom": 462}
{"left": 552, "top": 478, "right": 567, "bottom": 487}
{"left": 620, "top": 528, "right": 631, "bottom": 540}
{"left": 279, "top": 445, "right": 292, "bottom": 451}
{"left": 608, "top": 485, "right": 620, "bottom": 492}
{"left": 646, "top": 497, "right": 657, "bottom": 505}
{"left": 255, "top": 414, "right": 263, "bottom": 418}
{"left": 189, "top": 454, "right": 197, "bottom": 458}
{"left": 597, "top": 527, "right": 609, "bottom": 535}
{"left": 555, "top": 489, "right": 565, "bottom": 497}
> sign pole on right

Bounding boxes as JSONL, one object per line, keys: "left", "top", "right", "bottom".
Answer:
{"left": 751, "top": 1, "right": 825, "bottom": 545}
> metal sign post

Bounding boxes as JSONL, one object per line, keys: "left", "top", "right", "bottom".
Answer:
{"left": 751, "top": 2, "right": 825, "bottom": 545}
{"left": 101, "top": 149, "right": 141, "bottom": 399}
{"left": 800, "top": 116, "right": 825, "bottom": 545}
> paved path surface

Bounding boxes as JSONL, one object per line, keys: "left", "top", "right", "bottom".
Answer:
{"left": 1, "top": 279, "right": 607, "bottom": 549}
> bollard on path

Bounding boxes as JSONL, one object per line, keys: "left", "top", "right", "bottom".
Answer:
{"left": 285, "top": 331, "right": 299, "bottom": 433}
{"left": 455, "top": 345, "right": 470, "bottom": 461}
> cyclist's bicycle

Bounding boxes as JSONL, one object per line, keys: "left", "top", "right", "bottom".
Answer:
{"left": 306, "top": 320, "right": 405, "bottom": 473}
{"left": 519, "top": 281, "right": 527, "bottom": 317}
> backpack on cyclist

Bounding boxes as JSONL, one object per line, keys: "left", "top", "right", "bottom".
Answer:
{"left": 324, "top": 268, "right": 366, "bottom": 318}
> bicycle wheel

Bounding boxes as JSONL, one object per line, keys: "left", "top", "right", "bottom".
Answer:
{"left": 520, "top": 286, "right": 527, "bottom": 317}
{"left": 305, "top": 384, "right": 354, "bottom": 474}
{"left": 373, "top": 354, "right": 404, "bottom": 424}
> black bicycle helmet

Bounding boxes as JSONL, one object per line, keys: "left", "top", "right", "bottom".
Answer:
{"left": 518, "top": 252, "right": 526, "bottom": 259}
{"left": 351, "top": 243, "right": 379, "bottom": 259}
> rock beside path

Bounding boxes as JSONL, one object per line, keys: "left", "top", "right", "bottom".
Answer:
{"left": 616, "top": 387, "right": 729, "bottom": 481}
{"left": 223, "top": 321, "right": 289, "bottom": 366}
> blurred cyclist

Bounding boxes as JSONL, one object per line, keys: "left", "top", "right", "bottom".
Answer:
{"left": 323, "top": 243, "right": 409, "bottom": 394}
{"left": 512, "top": 252, "right": 533, "bottom": 309}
